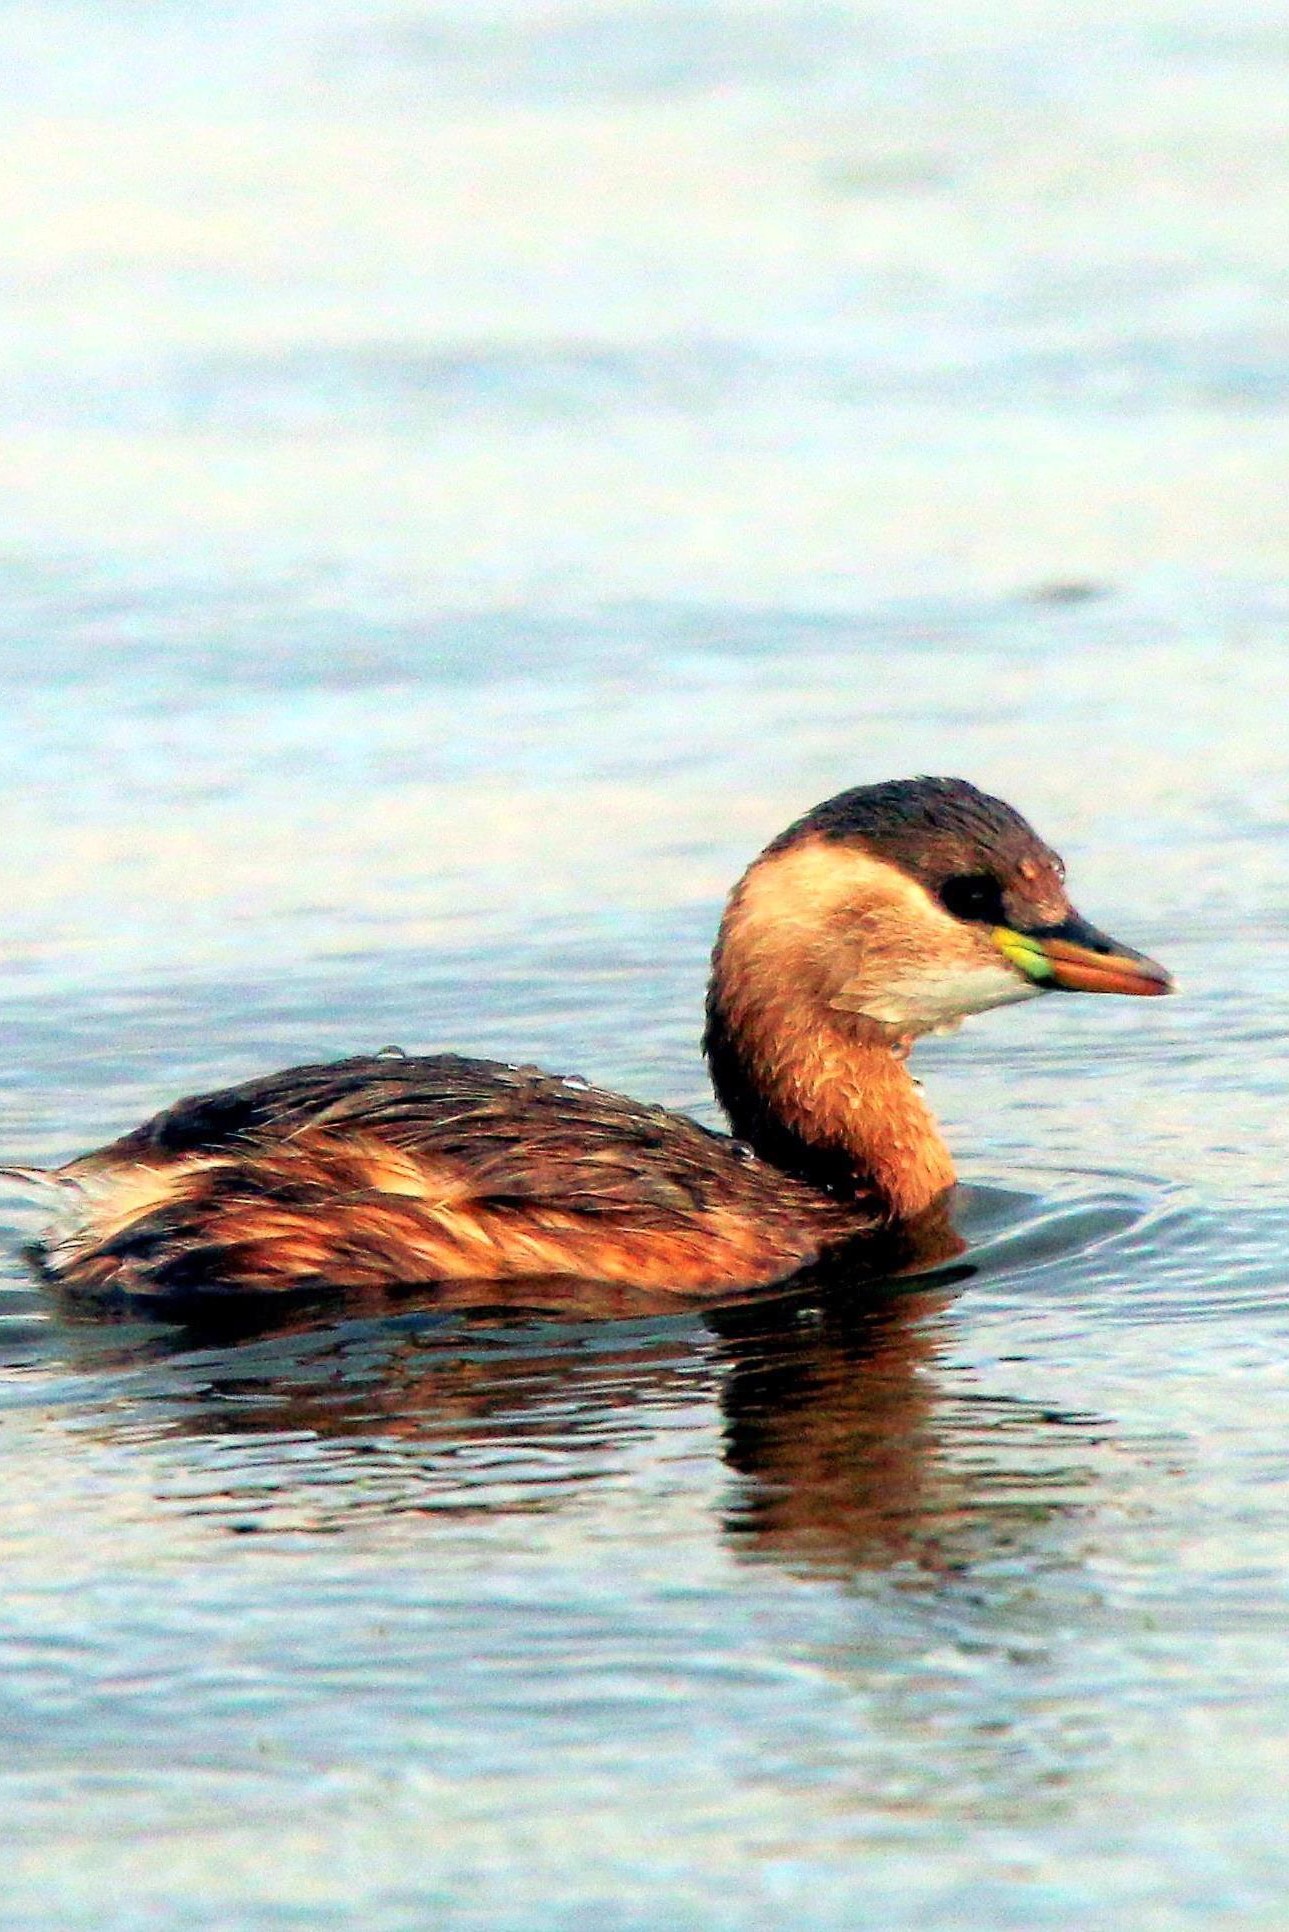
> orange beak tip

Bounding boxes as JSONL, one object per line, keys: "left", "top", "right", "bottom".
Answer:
{"left": 1041, "top": 943, "right": 1174, "bottom": 998}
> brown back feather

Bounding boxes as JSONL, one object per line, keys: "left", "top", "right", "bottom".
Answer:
{"left": 55, "top": 1055, "right": 865, "bottom": 1299}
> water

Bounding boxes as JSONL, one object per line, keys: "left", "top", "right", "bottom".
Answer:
{"left": 1, "top": 2, "right": 1288, "bottom": 1925}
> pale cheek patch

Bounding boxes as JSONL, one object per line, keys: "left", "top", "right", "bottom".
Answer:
{"left": 727, "top": 838, "right": 1044, "bottom": 1041}
{"left": 833, "top": 960, "right": 1042, "bottom": 1033}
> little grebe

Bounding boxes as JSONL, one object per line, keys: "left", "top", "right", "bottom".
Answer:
{"left": 16, "top": 777, "right": 1171, "bottom": 1302}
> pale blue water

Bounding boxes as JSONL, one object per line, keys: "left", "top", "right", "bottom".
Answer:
{"left": 1, "top": 4, "right": 1288, "bottom": 1927}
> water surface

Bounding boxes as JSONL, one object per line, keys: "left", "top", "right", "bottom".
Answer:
{"left": 2, "top": 3, "right": 1289, "bottom": 1927}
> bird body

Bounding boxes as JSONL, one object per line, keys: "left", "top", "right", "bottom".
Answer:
{"left": 42, "top": 1053, "right": 857, "bottom": 1298}
{"left": 11, "top": 778, "right": 1172, "bottom": 1304}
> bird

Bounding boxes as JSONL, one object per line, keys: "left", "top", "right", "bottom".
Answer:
{"left": 8, "top": 777, "right": 1171, "bottom": 1306}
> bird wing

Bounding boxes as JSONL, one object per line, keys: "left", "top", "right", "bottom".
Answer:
{"left": 54, "top": 1055, "right": 853, "bottom": 1299}
{"left": 88, "top": 1052, "right": 759, "bottom": 1222}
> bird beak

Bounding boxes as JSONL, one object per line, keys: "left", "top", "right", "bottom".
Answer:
{"left": 993, "top": 913, "right": 1173, "bottom": 996}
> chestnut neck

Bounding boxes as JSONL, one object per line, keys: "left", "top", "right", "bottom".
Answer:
{"left": 703, "top": 898, "right": 957, "bottom": 1223}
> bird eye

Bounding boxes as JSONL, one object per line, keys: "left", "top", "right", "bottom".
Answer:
{"left": 937, "top": 872, "right": 1006, "bottom": 924}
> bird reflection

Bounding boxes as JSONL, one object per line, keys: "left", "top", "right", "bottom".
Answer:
{"left": 713, "top": 1288, "right": 1103, "bottom": 1577}
{"left": 45, "top": 1210, "right": 1105, "bottom": 1578}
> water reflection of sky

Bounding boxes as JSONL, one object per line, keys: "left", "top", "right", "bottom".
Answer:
{"left": 4, "top": 3, "right": 1289, "bottom": 601}
{"left": 1, "top": 3, "right": 1289, "bottom": 1927}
